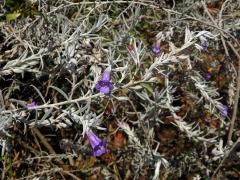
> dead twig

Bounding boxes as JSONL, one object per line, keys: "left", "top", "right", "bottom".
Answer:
{"left": 212, "top": 137, "right": 240, "bottom": 179}
{"left": 226, "top": 43, "right": 240, "bottom": 145}
{"left": 31, "top": 127, "right": 64, "bottom": 164}
{"left": 16, "top": 167, "right": 62, "bottom": 180}
{"left": 31, "top": 127, "right": 56, "bottom": 154}
{"left": 60, "top": 170, "right": 82, "bottom": 180}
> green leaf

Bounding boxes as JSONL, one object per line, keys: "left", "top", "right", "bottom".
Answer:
{"left": 6, "top": 12, "right": 21, "bottom": 21}
{"left": 140, "top": 82, "right": 154, "bottom": 95}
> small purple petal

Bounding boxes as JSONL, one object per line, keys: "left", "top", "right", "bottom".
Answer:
{"left": 101, "top": 69, "right": 111, "bottom": 81}
{"left": 95, "top": 82, "right": 101, "bottom": 91}
{"left": 202, "top": 41, "right": 208, "bottom": 51}
{"left": 86, "top": 130, "right": 107, "bottom": 157}
{"left": 27, "top": 101, "right": 37, "bottom": 110}
{"left": 100, "top": 86, "right": 110, "bottom": 94}
{"left": 108, "top": 82, "right": 113, "bottom": 91}
{"left": 220, "top": 105, "right": 228, "bottom": 118}
{"left": 95, "top": 68, "right": 113, "bottom": 95}
{"left": 95, "top": 80, "right": 113, "bottom": 94}
{"left": 93, "top": 141, "right": 107, "bottom": 157}
{"left": 205, "top": 73, "right": 212, "bottom": 80}
{"left": 152, "top": 43, "right": 160, "bottom": 54}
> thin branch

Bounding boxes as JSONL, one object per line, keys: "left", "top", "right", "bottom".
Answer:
{"left": 212, "top": 137, "right": 240, "bottom": 179}
{"left": 31, "top": 127, "right": 64, "bottom": 164}
{"left": 226, "top": 42, "right": 240, "bottom": 145}
{"left": 60, "top": 170, "right": 82, "bottom": 180}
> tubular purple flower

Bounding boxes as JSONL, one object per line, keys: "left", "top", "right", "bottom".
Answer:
{"left": 152, "top": 42, "right": 160, "bottom": 55}
{"left": 95, "top": 67, "right": 113, "bottom": 95}
{"left": 27, "top": 101, "right": 37, "bottom": 110}
{"left": 219, "top": 105, "right": 228, "bottom": 118}
{"left": 86, "top": 130, "right": 107, "bottom": 157}
{"left": 101, "top": 67, "right": 111, "bottom": 81}
{"left": 202, "top": 41, "right": 209, "bottom": 51}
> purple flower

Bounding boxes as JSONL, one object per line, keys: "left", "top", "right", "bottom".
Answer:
{"left": 152, "top": 43, "right": 160, "bottom": 54}
{"left": 219, "top": 105, "right": 228, "bottom": 118}
{"left": 205, "top": 72, "right": 212, "bottom": 80}
{"left": 27, "top": 101, "right": 37, "bottom": 110}
{"left": 202, "top": 41, "right": 209, "bottom": 51}
{"left": 86, "top": 130, "right": 107, "bottom": 157}
{"left": 95, "top": 67, "right": 113, "bottom": 94}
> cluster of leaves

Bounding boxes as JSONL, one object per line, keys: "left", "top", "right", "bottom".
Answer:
{"left": 0, "top": 0, "right": 239, "bottom": 179}
{"left": 0, "top": 0, "right": 40, "bottom": 21}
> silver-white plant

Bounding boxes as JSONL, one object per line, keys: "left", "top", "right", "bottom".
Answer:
{"left": 128, "top": 37, "right": 145, "bottom": 75}
{"left": 143, "top": 53, "right": 178, "bottom": 81}
{"left": 118, "top": 121, "right": 169, "bottom": 176}
{"left": 63, "top": 109, "right": 105, "bottom": 136}
{"left": 211, "top": 139, "right": 228, "bottom": 161}
{"left": 118, "top": 121, "right": 142, "bottom": 149}
{"left": 191, "top": 71, "right": 227, "bottom": 124}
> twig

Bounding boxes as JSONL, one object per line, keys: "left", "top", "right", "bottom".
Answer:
{"left": 218, "top": 0, "right": 231, "bottom": 28}
{"left": 201, "top": 1, "right": 217, "bottom": 26}
{"left": 212, "top": 137, "right": 240, "bottom": 179}
{"left": 60, "top": 170, "right": 82, "bottom": 180}
{"left": 220, "top": 35, "right": 230, "bottom": 57}
{"left": 226, "top": 42, "right": 240, "bottom": 145}
{"left": 0, "top": 93, "right": 101, "bottom": 114}
{"left": 163, "top": 8, "right": 240, "bottom": 47}
{"left": 16, "top": 168, "right": 62, "bottom": 180}
{"left": 31, "top": 127, "right": 64, "bottom": 164}
{"left": 31, "top": 127, "right": 56, "bottom": 154}
{"left": 16, "top": 138, "right": 40, "bottom": 156}
{"left": 201, "top": 0, "right": 230, "bottom": 59}
{"left": 0, "top": 79, "right": 147, "bottom": 114}
{"left": 1, "top": 157, "right": 6, "bottom": 180}
{"left": 31, "top": 128, "right": 43, "bottom": 152}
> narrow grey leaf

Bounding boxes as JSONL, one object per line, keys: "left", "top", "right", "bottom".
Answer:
{"left": 49, "top": 85, "right": 69, "bottom": 101}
